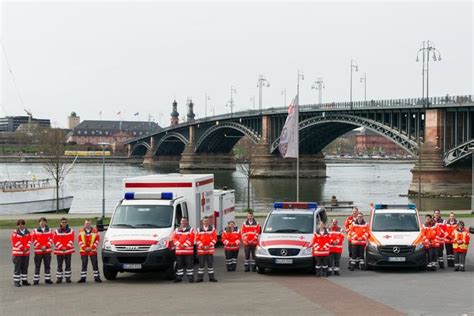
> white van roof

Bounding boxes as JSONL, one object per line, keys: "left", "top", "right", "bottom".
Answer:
{"left": 125, "top": 174, "right": 213, "bottom": 183}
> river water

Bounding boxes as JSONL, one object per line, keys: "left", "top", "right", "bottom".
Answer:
{"left": 0, "top": 162, "right": 470, "bottom": 214}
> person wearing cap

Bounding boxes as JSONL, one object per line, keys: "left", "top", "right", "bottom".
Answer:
{"left": 11, "top": 219, "right": 32, "bottom": 287}
{"left": 32, "top": 217, "right": 53, "bottom": 285}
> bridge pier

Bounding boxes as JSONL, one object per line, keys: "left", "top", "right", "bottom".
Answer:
{"left": 409, "top": 109, "right": 471, "bottom": 197}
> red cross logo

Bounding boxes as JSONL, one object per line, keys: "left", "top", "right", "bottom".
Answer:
{"left": 383, "top": 235, "right": 392, "bottom": 239}
{"left": 201, "top": 193, "right": 206, "bottom": 211}
{"left": 299, "top": 235, "right": 305, "bottom": 240}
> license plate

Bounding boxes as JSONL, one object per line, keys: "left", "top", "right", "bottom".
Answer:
{"left": 388, "top": 257, "right": 406, "bottom": 262}
{"left": 122, "top": 264, "right": 142, "bottom": 269}
{"left": 275, "top": 258, "right": 293, "bottom": 264}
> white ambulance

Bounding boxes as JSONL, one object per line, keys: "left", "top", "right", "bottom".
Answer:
{"left": 255, "top": 202, "right": 327, "bottom": 274}
{"left": 213, "top": 188, "right": 236, "bottom": 236}
{"left": 366, "top": 204, "right": 426, "bottom": 269}
{"left": 101, "top": 174, "right": 216, "bottom": 280}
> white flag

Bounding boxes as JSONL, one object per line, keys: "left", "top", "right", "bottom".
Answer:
{"left": 279, "top": 95, "right": 299, "bottom": 158}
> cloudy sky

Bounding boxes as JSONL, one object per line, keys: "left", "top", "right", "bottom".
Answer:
{"left": 1, "top": 0, "right": 472, "bottom": 127}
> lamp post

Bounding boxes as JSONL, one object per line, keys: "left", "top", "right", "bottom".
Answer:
{"left": 311, "top": 77, "right": 324, "bottom": 105}
{"left": 257, "top": 75, "right": 270, "bottom": 114}
{"left": 98, "top": 142, "right": 109, "bottom": 220}
{"left": 416, "top": 41, "right": 441, "bottom": 107}
{"left": 360, "top": 73, "right": 367, "bottom": 102}
{"left": 227, "top": 86, "right": 237, "bottom": 117}
{"left": 350, "top": 59, "right": 358, "bottom": 110}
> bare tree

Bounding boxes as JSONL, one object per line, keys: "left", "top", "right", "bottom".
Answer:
{"left": 39, "top": 128, "right": 72, "bottom": 213}
{"left": 235, "top": 137, "right": 258, "bottom": 210}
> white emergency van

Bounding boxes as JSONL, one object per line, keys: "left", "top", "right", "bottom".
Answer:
{"left": 101, "top": 174, "right": 216, "bottom": 280}
{"left": 366, "top": 204, "right": 426, "bottom": 269}
{"left": 213, "top": 188, "right": 236, "bottom": 235}
{"left": 255, "top": 202, "right": 327, "bottom": 274}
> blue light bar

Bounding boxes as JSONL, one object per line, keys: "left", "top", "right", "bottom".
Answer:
{"left": 274, "top": 202, "right": 284, "bottom": 209}
{"left": 161, "top": 192, "right": 173, "bottom": 200}
{"left": 273, "top": 202, "right": 318, "bottom": 209}
{"left": 124, "top": 192, "right": 135, "bottom": 200}
{"left": 407, "top": 204, "right": 416, "bottom": 209}
{"left": 374, "top": 204, "right": 383, "bottom": 209}
{"left": 374, "top": 203, "right": 417, "bottom": 210}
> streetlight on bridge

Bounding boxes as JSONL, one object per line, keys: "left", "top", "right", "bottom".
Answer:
{"left": 205, "top": 93, "right": 211, "bottom": 118}
{"left": 350, "top": 59, "right": 358, "bottom": 110}
{"left": 360, "top": 73, "right": 367, "bottom": 102}
{"left": 227, "top": 85, "right": 237, "bottom": 117}
{"left": 311, "top": 77, "right": 325, "bottom": 105}
{"left": 416, "top": 40, "right": 441, "bottom": 107}
{"left": 257, "top": 74, "right": 270, "bottom": 113}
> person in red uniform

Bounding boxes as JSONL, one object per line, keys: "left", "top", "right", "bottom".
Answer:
{"left": 221, "top": 220, "right": 241, "bottom": 271}
{"left": 453, "top": 220, "right": 470, "bottom": 272}
{"left": 171, "top": 217, "right": 195, "bottom": 283}
{"left": 313, "top": 221, "right": 331, "bottom": 277}
{"left": 328, "top": 218, "right": 344, "bottom": 276}
{"left": 195, "top": 216, "right": 218, "bottom": 282}
{"left": 53, "top": 217, "right": 75, "bottom": 283}
{"left": 422, "top": 214, "right": 438, "bottom": 271}
{"left": 433, "top": 209, "right": 446, "bottom": 269}
{"left": 78, "top": 219, "right": 102, "bottom": 283}
{"left": 344, "top": 207, "right": 358, "bottom": 265}
{"left": 11, "top": 219, "right": 32, "bottom": 287}
{"left": 444, "top": 212, "right": 458, "bottom": 268}
{"left": 349, "top": 212, "right": 368, "bottom": 271}
{"left": 241, "top": 211, "right": 261, "bottom": 272}
{"left": 32, "top": 217, "right": 53, "bottom": 285}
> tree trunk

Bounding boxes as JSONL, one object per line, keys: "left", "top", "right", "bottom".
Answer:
{"left": 56, "top": 178, "right": 60, "bottom": 213}
{"left": 247, "top": 162, "right": 251, "bottom": 209}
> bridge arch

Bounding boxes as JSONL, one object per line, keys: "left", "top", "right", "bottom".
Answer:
{"left": 195, "top": 122, "right": 261, "bottom": 153}
{"left": 444, "top": 139, "right": 474, "bottom": 166}
{"left": 154, "top": 132, "right": 189, "bottom": 156}
{"left": 130, "top": 141, "right": 151, "bottom": 156}
{"left": 270, "top": 113, "right": 419, "bottom": 155}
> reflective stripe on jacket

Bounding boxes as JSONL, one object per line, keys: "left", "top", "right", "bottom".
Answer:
{"left": 313, "top": 229, "right": 330, "bottom": 256}
{"left": 11, "top": 229, "right": 32, "bottom": 257}
{"left": 329, "top": 226, "right": 344, "bottom": 254}
{"left": 196, "top": 225, "right": 217, "bottom": 255}
{"left": 222, "top": 228, "right": 241, "bottom": 251}
{"left": 32, "top": 227, "right": 53, "bottom": 254}
{"left": 53, "top": 227, "right": 75, "bottom": 255}
{"left": 349, "top": 221, "right": 369, "bottom": 246}
{"left": 78, "top": 227, "right": 100, "bottom": 256}
{"left": 241, "top": 220, "right": 261, "bottom": 246}
{"left": 453, "top": 229, "right": 470, "bottom": 253}
{"left": 172, "top": 226, "right": 195, "bottom": 256}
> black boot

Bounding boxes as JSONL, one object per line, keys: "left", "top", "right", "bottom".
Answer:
{"left": 244, "top": 265, "right": 250, "bottom": 272}
{"left": 448, "top": 260, "right": 454, "bottom": 268}
{"left": 327, "top": 270, "right": 333, "bottom": 276}
{"left": 251, "top": 265, "right": 257, "bottom": 272}
{"left": 226, "top": 265, "right": 231, "bottom": 272}
{"left": 45, "top": 279, "right": 53, "bottom": 284}
{"left": 454, "top": 266, "right": 459, "bottom": 271}
{"left": 77, "top": 278, "right": 86, "bottom": 283}
{"left": 188, "top": 277, "right": 194, "bottom": 283}
{"left": 316, "top": 269, "right": 321, "bottom": 277}
{"left": 334, "top": 270, "right": 340, "bottom": 276}
{"left": 95, "top": 277, "right": 102, "bottom": 283}
{"left": 461, "top": 266, "right": 465, "bottom": 272}
{"left": 56, "top": 278, "right": 63, "bottom": 284}
{"left": 22, "top": 280, "right": 31, "bottom": 286}
{"left": 33, "top": 280, "right": 39, "bottom": 285}
{"left": 209, "top": 275, "right": 218, "bottom": 282}
{"left": 173, "top": 278, "right": 182, "bottom": 283}
{"left": 196, "top": 275, "right": 203, "bottom": 283}
{"left": 66, "top": 278, "right": 72, "bottom": 283}
{"left": 14, "top": 281, "right": 21, "bottom": 287}
{"left": 439, "top": 261, "right": 445, "bottom": 269}
{"left": 232, "top": 264, "right": 237, "bottom": 271}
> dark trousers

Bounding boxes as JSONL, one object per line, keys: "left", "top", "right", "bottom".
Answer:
{"left": 12, "top": 256, "right": 29, "bottom": 283}
{"left": 437, "top": 245, "right": 444, "bottom": 265}
{"left": 454, "top": 252, "right": 466, "bottom": 269}
{"left": 80, "top": 255, "right": 99, "bottom": 279}
{"left": 34, "top": 253, "right": 51, "bottom": 282}
{"left": 197, "top": 254, "right": 214, "bottom": 279}
{"left": 244, "top": 245, "right": 256, "bottom": 266}
{"left": 56, "top": 255, "right": 72, "bottom": 280}
{"left": 445, "top": 244, "right": 454, "bottom": 263}
{"left": 315, "top": 256, "right": 329, "bottom": 269}
{"left": 225, "top": 249, "right": 239, "bottom": 269}
{"left": 350, "top": 244, "right": 365, "bottom": 267}
{"left": 348, "top": 241, "right": 352, "bottom": 258}
{"left": 427, "top": 247, "right": 438, "bottom": 267}
{"left": 176, "top": 255, "right": 194, "bottom": 280}
{"left": 329, "top": 253, "right": 341, "bottom": 272}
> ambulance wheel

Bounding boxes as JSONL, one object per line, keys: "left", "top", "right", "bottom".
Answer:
{"left": 256, "top": 265, "right": 266, "bottom": 274}
{"left": 103, "top": 267, "right": 118, "bottom": 280}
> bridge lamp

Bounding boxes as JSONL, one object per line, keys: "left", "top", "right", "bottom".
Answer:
{"left": 98, "top": 142, "right": 110, "bottom": 220}
{"left": 216, "top": 121, "right": 219, "bottom": 125}
{"left": 350, "top": 59, "right": 359, "bottom": 109}
{"left": 258, "top": 74, "right": 271, "bottom": 113}
{"left": 311, "top": 78, "right": 325, "bottom": 105}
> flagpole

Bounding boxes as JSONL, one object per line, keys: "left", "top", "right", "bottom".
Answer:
{"left": 296, "top": 70, "right": 303, "bottom": 202}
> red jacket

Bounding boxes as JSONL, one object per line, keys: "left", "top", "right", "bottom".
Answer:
{"left": 241, "top": 220, "right": 261, "bottom": 246}
{"left": 195, "top": 225, "right": 217, "bottom": 255}
{"left": 53, "top": 226, "right": 75, "bottom": 255}
{"left": 78, "top": 227, "right": 100, "bottom": 256}
{"left": 444, "top": 219, "right": 458, "bottom": 244}
{"left": 329, "top": 226, "right": 344, "bottom": 254}
{"left": 350, "top": 221, "right": 369, "bottom": 246}
{"left": 222, "top": 227, "right": 241, "bottom": 251}
{"left": 171, "top": 226, "right": 195, "bottom": 256}
{"left": 32, "top": 226, "right": 53, "bottom": 254}
{"left": 344, "top": 216, "right": 356, "bottom": 242}
{"left": 453, "top": 228, "right": 470, "bottom": 253}
{"left": 433, "top": 218, "right": 446, "bottom": 245}
{"left": 11, "top": 229, "right": 32, "bottom": 257}
{"left": 422, "top": 224, "right": 439, "bottom": 249}
{"left": 312, "top": 229, "right": 330, "bottom": 257}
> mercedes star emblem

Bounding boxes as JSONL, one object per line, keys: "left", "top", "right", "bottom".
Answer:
{"left": 280, "top": 249, "right": 288, "bottom": 256}
{"left": 393, "top": 246, "right": 401, "bottom": 254}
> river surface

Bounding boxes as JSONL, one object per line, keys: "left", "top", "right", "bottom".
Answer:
{"left": 0, "top": 162, "right": 470, "bottom": 214}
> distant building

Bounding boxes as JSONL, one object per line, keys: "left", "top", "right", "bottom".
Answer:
{"left": 187, "top": 99, "right": 195, "bottom": 123}
{"left": 67, "top": 120, "right": 161, "bottom": 153}
{"left": 355, "top": 127, "right": 403, "bottom": 155}
{"left": 68, "top": 112, "right": 81, "bottom": 129}
{"left": 170, "top": 100, "right": 179, "bottom": 126}
{"left": 0, "top": 116, "right": 51, "bottom": 133}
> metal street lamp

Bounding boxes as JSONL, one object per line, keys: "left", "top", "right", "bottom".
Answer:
{"left": 360, "top": 73, "right": 367, "bottom": 102}
{"left": 98, "top": 142, "right": 109, "bottom": 220}
{"left": 311, "top": 77, "right": 325, "bottom": 105}
{"left": 350, "top": 59, "right": 358, "bottom": 109}
{"left": 226, "top": 86, "right": 237, "bottom": 117}
{"left": 416, "top": 41, "right": 441, "bottom": 107}
{"left": 257, "top": 75, "right": 270, "bottom": 113}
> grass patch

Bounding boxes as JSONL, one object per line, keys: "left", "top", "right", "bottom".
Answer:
{"left": 0, "top": 217, "right": 110, "bottom": 230}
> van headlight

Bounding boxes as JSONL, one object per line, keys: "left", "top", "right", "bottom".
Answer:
{"left": 149, "top": 237, "right": 169, "bottom": 251}
{"left": 367, "top": 242, "right": 378, "bottom": 252}
{"left": 256, "top": 246, "right": 269, "bottom": 256}
{"left": 415, "top": 243, "right": 424, "bottom": 251}
{"left": 298, "top": 247, "right": 313, "bottom": 256}
{"left": 103, "top": 240, "right": 112, "bottom": 251}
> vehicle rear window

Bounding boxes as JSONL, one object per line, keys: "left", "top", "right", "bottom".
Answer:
{"left": 372, "top": 213, "right": 419, "bottom": 232}
{"left": 264, "top": 214, "right": 314, "bottom": 234}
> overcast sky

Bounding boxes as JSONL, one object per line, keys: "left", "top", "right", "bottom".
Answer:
{"left": 1, "top": 1, "right": 472, "bottom": 128}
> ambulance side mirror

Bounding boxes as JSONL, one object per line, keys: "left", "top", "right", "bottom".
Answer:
{"left": 96, "top": 218, "right": 108, "bottom": 232}
{"left": 469, "top": 226, "right": 474, "bottom": 234}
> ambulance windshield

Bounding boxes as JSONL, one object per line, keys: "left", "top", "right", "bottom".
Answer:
{"left": 264, "top": 214, "right": 314, "bottom": 234}
{"left": 372, "top": 213, "right": 419, "bottom": 232}
{"left": 110, "top": 205, "right": 173, "bottom": 229}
